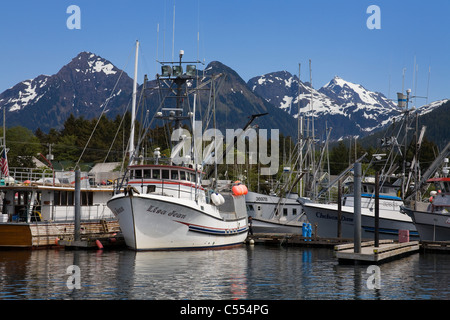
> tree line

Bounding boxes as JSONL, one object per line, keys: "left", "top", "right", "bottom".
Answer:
{"left": 2, "top": 113, "right": 441, "bottom": 191}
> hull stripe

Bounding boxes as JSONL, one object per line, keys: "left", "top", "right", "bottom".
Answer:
{"left": 175, "top": 220, "right": 248, "bottom": 236}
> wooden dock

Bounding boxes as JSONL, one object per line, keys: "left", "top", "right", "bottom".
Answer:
{"left": 420, "top": 240, "right": 450, "bottom": 253}
{"left": 246, "top": 233, "right": 354, "bottom": 248}
{"left": 58, "top": 233, "right": 125, "bottom": 249}
{"left": 334, "top": 240, "right": 420, "bottom": 264}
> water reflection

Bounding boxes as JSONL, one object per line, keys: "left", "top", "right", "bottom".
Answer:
{"left": 0, "top": 246, "right": 449, "bottom": 300}
{"left": 130, "top": 248, "right": 249, "bottom": 300}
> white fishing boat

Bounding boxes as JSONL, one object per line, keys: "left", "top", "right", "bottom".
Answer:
{"left": 304, "top": 88, "right": 427, "bottom": 240}
{"left": 107, "top": 42, "right": 249, "bottom": 250}
{"left": 402, "top": 158, "right": 450, "bottom": 241}
{"left": 303, "top": 179, "right": 418, "bottom": 239}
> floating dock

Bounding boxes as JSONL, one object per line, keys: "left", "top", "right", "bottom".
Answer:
{"left": 246, "top": 233, "right": 354, "bottom": 248}
{"left": 420, "top": 240, "right": 450, "bottom": 253}
{"left": 334, "top": 240, "right": 420, "bottom": 264}
{"left": 58, "top": 233, "right": 125, "bottom": 249}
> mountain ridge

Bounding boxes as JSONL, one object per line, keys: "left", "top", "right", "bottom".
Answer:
{"left": 0, "top": 52, "right": 447, "bottom": 145}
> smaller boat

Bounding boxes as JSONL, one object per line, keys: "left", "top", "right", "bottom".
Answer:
{"left": 0, "top": 168, "right": 119, "bottom": 248}
{"left": 246, "top": 191, "right": 307, "bottom": 234}
{"left": 303, "top": 179, "right": 418, "bottom": 240}
{"left": 402, "top": 159, "right": 450, "bottom": 241}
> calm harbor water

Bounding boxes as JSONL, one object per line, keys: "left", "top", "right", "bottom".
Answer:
{"left": 0, "top": 244, "right": 449, "bottom": 300}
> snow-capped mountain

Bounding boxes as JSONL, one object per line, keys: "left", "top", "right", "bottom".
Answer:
{"left": 319, "top": 76, "right": 394, "bottom": 109}
{"left": 0, "top": 54, "right": 299, "bottom": 137}
{"left": 0, "top": 52, "right": 133, "bottom": 132}
{"left": 248, "top": 72, "right": 402, "bottom": 139}
{"left": 0, "top": 52, "right": 447, "bottom": 144}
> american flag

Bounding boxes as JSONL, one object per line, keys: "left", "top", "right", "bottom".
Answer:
{"left": 0, "top": 149, "right": 9, "bottom": 177}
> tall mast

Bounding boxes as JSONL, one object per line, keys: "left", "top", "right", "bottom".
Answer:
{"left": 129, "top": 40, "right": 139, "bottom": 163}
{"left": 297, "top": 63, "right": 302, "bottom": 197}
{"left": 309, "top": 59, "right": 316, "bottom": 199}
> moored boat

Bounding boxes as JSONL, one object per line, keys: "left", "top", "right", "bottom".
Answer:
{"left": 107, "top": 43, "right": 249, "bottom": 250}
{"left": 0, "top": 168, "right": 119, "bottom": 248}
{"left": 303, "top": 180, "right": 418, "bottom": 240}
{"left": 402, "top": 160, "right": 450, "bottom": 241}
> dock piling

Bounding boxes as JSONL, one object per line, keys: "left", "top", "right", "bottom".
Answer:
{"left": 354, "top": 163, "right": 362, "bottom": 253}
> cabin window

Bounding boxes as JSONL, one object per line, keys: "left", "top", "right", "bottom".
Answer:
{"left": 180, "top": 171, "right": 186, "bottom": 181}
{"left": 162, "top": 169, "right": 169, "bottom": 179}
{"left": 293, "top": 208, "right": 297, "bottom": 215}
{"left": 152, "top": 169, "right": 160, "bottom": 179}
{"left": 144, "top": 169, "right": 151, "bottom": 178}
{"left": 61, "top": 191, "right": 67, "bottom": 206}
{"left": 283, "top": 208, "right": 288, "bottom": 216}
{"left": 135, "top": 169, "right": 143, "bottom": 179}
{"left": 147, "top": 185, "right": 156, "bottom": 193}
{"left": 190, "top": 173, "right": 195, "bottom": 182}
{"left": 67, "top": 191, "right": 74, "bottom": 206}
{"left": 171, "top": 170, "right": 179, "bottom": 180}
{"left": 81, "top": 192, "right": 93, "bottom": 206}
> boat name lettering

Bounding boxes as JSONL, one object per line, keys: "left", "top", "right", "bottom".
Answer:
{"left": 147, "top": 205, "right": 186, "bottom": 219}
{"left": 255, "top": 197, "right": 268, "bottom": 202}
{"left": 315, "top": 211, "right": 353, "bottom": 222}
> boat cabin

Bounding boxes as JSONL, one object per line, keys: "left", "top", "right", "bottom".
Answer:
{"left": 127, "top": 164, "right": 206, "bottom": 201}
{"left": 343, "top": 181, "right": 403, "bottom": 211}
{"left": 428, "top": 177, "right": 450, "bottom": 213}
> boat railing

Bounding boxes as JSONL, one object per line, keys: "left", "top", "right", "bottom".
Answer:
{"left": 5, "top": 167, "right": 118, "bottom": 188}
{"left": 9, "top": 202, "right": 114, "bottom": 223}
{"left": 6, "top": 167, "right": 54, "bottom": 184}
{"left": 126, "top": 177, "right": 207, "bottom": 202}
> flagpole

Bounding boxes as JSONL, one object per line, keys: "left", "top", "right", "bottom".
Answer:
{"left": 1, "top": 107, "right": 8, "bottom": 178}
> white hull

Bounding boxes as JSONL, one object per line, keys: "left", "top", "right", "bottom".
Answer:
{"left": 403, "top": 207, "right": 450, "bottom": 241}
{"left": 251, "top": 217, "right": 303, "bottom": 234}
{"left": 246, "top": 191, "right": 307, "bottom": 234}
{"left": 108, "top": 193, "right": 248, "bottom": 250}
{"left": 304, "top": 202, "right": 419, "bottom": 240}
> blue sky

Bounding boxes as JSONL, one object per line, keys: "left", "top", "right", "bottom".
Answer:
{"left": 0, "top": 0, "right": 449, "bottom": 106}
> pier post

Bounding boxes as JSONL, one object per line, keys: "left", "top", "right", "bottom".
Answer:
{"left": 74, "top": 169, "right": 81, "bottom": 242}
{"left": 337, "top": 179, "right": 342, "bottom": 238}
{"left": 375, "top": 171, "right": 380, "bottom": 247}
{"left": 354, "top": 163, "right": 361, "bottom": 253}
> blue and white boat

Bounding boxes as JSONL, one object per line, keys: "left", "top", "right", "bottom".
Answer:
{"left": 303, "top": 180, "right": 419, "bottom": 240}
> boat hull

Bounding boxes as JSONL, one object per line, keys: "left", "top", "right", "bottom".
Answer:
{"left": 107, "top": 194, "right": 248, "bottom": 250}
{"left": 304, "top": 203, "right": 418, "bottom": 240}
{"left": 250, "top": 217, "right": 303, "bottom": 234}
{"left": 245, "top": 191, "right": 306, "bottom": 234}
{"left": 403, "top": 207, "right": 450, "bottom": 241}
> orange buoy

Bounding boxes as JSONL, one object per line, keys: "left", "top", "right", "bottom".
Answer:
{"left": 95, "top": 239, "right": 103, "bottom": 249}
{"left": 232, "top": 185, "right": 242, "bottom": 196}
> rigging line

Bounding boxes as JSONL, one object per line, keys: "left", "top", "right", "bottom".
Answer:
{"left": 75, "top": 45, "right": 134, "bottom": 168}
{"left": 103, "top": 99, "right": 131, "bottom": 164}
